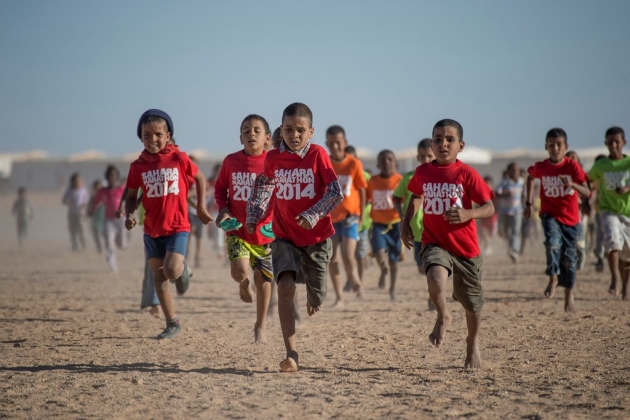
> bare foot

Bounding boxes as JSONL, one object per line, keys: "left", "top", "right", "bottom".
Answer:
{"left": 378, "top": 267, "right": 388, "bottom": 289}
{"left": 390, "top": 290, "right": 397, "bottom": 302}
{"left": 332, "top": 299, "right": 345, "bottom": 308}
{"left": 544, "top": 276, "right": 558, "bottom": 298}
{"left": 239, "top": 280, "right": 254, "bottom": 303}
{"left": 279, "top": 356, "right": 298, "bottom": 372}
{"left": 429, "top": 312, "right": 452, "bottom": 347}
{"left": 622, "top": 285, "right": 629, "bottom": 301}
{"left": 609, "top": 277, "right": 620, "bottom": 296}
{"left": 464, "top": 336, "right": 482, "bottom": 368}
{"left": 564, "top": 289, "right": 575, "bottom": 312}
{"left": 428, "top": 298, "right": 436, "bottom": 311}
{"left": 148, "top": 305, "right": 161, "bottom": 319}
{"left": 306, "top": 301, "right": 320, "bottom": 316}
{"left": 254, "top": 324, "right": 267, "bottom": 344}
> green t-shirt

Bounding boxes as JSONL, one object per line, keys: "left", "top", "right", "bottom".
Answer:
{"left": 588, "top": 156, "right": 630, "bottom": 217}
{"left": 359, "top": 171, "right": 372, "bottom": 232}
{"left": 393, "top": 170, "right": 423, "bottom": 242}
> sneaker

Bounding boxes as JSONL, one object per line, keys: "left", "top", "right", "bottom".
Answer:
{"left": 509, "top": 250, "right": 519, "bottom": 264}
{"left": 175, "top": 262, "right": 192, "bottom": 296}
{"left": 157, "top": 320, "right": 180, "bottom": 340}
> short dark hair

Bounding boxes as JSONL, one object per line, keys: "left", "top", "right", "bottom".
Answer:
{"left": 282, "top": 103, "right": 313, "bottom": 127}
{"left": 240, "top": 114, "right": 271, "bottom": 135}
{"left": 595, "top": 154, "right": 607, "bottom": 162}
{"left": 418, "top": 138, "right": 432, "bottom": 150}
{"left": 377, "top": 149, "right": 395, "bottom": 161}
{"left": 326, "top": 125, "right": 345, "bottom": 137}
{"left": 345, "top": 145, "right": 357, "bottom": 156}
{"left": 546, "top": 128, "right": 567, "bottom": 143}
{"left": 433, "top": 119, "right": 463, "bottom": 141}
{"left": 105, "top": 165, "right": 119, "bottom": 179}
{"left": 507, "top": 162, "right": 518, "bottom": 172}
{"left": 606, "top": 126, "right": 625, "bottom": 140}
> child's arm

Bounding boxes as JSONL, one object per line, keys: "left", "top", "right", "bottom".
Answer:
{"left": 401, "top": 194, "right": 422, "bottom": 249}
{"left": 393, "top": 196, "right": 404, "bottom": 221}
{"left": 559, "top": 175, "right": 591, "bottom": 198}
{"left": 213, "top": 163, "right": 232, "bottom": 226}
{"left": 245, "top": 173, "right": 276, "bottom": 233}
{"left": 523, "top": 175, "right": 536, "bottom": 219}
{"left": 359, "top": 188, "right": 366, "bottom": 225}
{"left": 298, "top": 180, "right": 344, "bottom": 229}
{"left": 115, "top": 188, "right": 129, "bottom": 219}
{"left": 124, "top": 188, "right": 139, "bottom": 230}
{"left": 193, "top": 171, "right": 213, "bottom": 225}
{"left": 444, "top": 200, "right": 494, "bottom": 224}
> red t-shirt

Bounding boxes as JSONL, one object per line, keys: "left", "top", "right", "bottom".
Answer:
{"left": 91, "top": 184, "right": 126, "bottom": 220}
{"left": 407, "top": 160, "right": 494, "bottom": 259}
{"left": 264, "top": 144, "right": 338, "bottom": 247}
{"left": 126, "top": 145, "right": 198, "bottom": 238}
{"left": 527, "top": 158, "right": 588, "bottom": 226}
{"left": 215, "top": 150, "right": 273, "bottom": 246}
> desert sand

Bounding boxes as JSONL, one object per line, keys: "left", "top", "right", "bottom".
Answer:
{"left": 1, "top": 192, "right": 629, "bottom": 419}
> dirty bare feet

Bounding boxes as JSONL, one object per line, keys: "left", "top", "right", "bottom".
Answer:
{"left": 306, "top": 301, "right": 320, "bottom": 316}
{"left": 239, "top": 279, "right": 254, "bottom": 303}
{"left": 429, "top": 312, "right": 452, "bottom": 347}
{"left": 464, "top": 336, "right": 482, "bottom": 368}
{"left": 332, "top": 299, "right": 345, "bottom": 308}
{"left": 148, "top": 305, "right": 161, "bottom": 319}
{"left": 279, "top": 353, "right": 299, "bottom": 372}
{"left": 544, "top": 276, "right": 558, "bottom": 298}
{"left": 564, "top": 288, "right": 575, "bottom": 312}
{"left": 254, "top": 323, "right": 267, "bottom": 344}
{"left": 609, "top": 277, "right": 619, "bottom": 296}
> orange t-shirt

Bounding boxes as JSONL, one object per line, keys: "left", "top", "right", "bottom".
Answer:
{"left": 330, "top": 155, "right": 368, "bottom": 223}
{"left": 367, "top": 173, "right": 403, "bottom": 224}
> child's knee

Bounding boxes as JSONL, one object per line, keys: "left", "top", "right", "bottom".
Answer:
{"left": 277, "top": 278, "right": 295, "bottom": 301}
{"left": 230, "top": 262, "right": 249, "bottom": 282}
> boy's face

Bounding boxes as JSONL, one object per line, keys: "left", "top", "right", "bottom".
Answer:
{"left": 431, "top": 126, "right": 463, "bottom": 164}
{"left": 605, "top": 134, "right": 626, "bottom": 158}
{"left": 545, "top": 136, "right": 567, "bottom": 163}
{"left": 566, "top": 151, "right": 578, "bottom": 162}
{"left": 326, "top": 133, "right": 347, "bottom": 161}
{"left": 240, "top": 119, "right": 270, "bottom": 156}
{"left": 417, "top": 147, "right": 435, "bottom": 165}
{"left": 377, "top": 152, "right": 396, "bottom": 176}
{"left": 141, "top": 121, "right": 171, "bottom": 154}
{"left": 507, "top": 164, "right": 519, "bottom": 181}
{"left": 281, "top": 116, "right": 313, "bottom": 152}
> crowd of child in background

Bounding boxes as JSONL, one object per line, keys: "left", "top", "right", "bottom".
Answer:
{"left": 10, "top": 104, "right": 627, "bottom": 370}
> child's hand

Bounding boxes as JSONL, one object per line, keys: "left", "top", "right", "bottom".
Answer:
{"left": 245, "top": 223, "right": 256, "bottom": 234}
{"left": 559, "top": 175, "right": 573, "bottom": 188}
{"left": 401, "top": 222, "right": 414, "bottom": 250}
{"left": 197, "top": 207, "right": 214, "bottom": 225}
{"left": 125, "top": 215, "right": 136, "bottom": 230}
{"left": 115, "top": 209, "right": 124, "bottom": 219}
{"left": 615, "top": 185, "right": 630, "bottom": 195}
{"left": 523, "top": 205, "right": 532, "bottom": 220}
{"left": 296, "top": 215, "right": 313, "bottom": 230}
{"left": 215, "top": 208, "right": 232, "bottom": 228}
{"left": 444, "top": 207, "right": 472, "bottom": 224}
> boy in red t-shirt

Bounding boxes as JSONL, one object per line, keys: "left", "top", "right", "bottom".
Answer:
{"left": 246, "top": 103, "right": 343, "bottom": 372}
{"left": 524, "top": 128, "right": 590, "bottom": 312}
{"left": 215, "top": 114, "right": 274, "bottom": 343}
{"left": 367, "top": 150, "right": 403, "bottom": 301}
{"left": 326, "top": 125, "right": 367, "bottom": 305}
{"left": 124, "top": 109, "right": 212, "bottom": 340}
{"left": 403, "top": 119, "right": 495, "bottom": 369}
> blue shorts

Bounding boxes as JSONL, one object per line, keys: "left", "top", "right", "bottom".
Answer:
{"left": 332, "top": 215, "right": 360, "bottom": 241}
{"left": 370, "top": 222, "right": 401, "bottom": 262}
{"left": 144, "top": 232, "right": 189, "bottom": 259}
{"left": 356, "top": 229, "right": 370, "bottom": 259}
{"left": 414, "top": 241, "right": 423, "bottom": 268}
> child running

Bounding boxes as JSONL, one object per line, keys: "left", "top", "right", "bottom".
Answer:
{"left": 588, "top": 126, "right": 630, "bottom": 300}
{"left": 496, "top": 162, "right": 524, "bottom": 263}
{"left": 394, "top": 139, "right": 435, "bottom": 308}
{"left": 215, "top": 114, "right": 274, "bottom": 343}
{"left": 402, "top": 119, "right": 495, "bottom": 368}
{"left": 62, "top": 172, "right": 89, "bottom": 252}
{"left": 124, "top": 109, "right": 212, "bottom": 339}
{"left": 89, "top": 165, "right": 127, "bottom": 272}
{"left": 326, "top": 125, "right": 366, "bottom": 305}
{"left": 246, "top": 102, "right": 343, "bottom": 372}
{"left": 12, "top": 187, "right": 33, "bottom": 249}
{"left": 367, "top": 150, "right": 403, "bottom": 301}
{"left": 524, "top": 128, "right": 590, "bottom": 311}
{"left": 87, "top": 180, "right": 105, "bottom": 254}
{"left": 478, "top": 176, "right": 498, "bottom": 256}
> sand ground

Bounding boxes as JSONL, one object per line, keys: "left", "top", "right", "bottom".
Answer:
{"left": 1, "top": 192, "right": 629, "bottom": 420}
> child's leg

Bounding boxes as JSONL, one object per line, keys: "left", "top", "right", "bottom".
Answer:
{"left": 226, "top": 236, "right": 254, "bottom": 303}
{"left": 508, "top": 214, "right": 522, "bottom": 261}
{"left": 340, "top": 236, "right": 362, "bottom": 295}
{"left": 253, "top": 268, "right": 271, "bottom": 343}
{"left": 387, "top": 224, "right": 402, "bottom": 300}
{"left": 102, "top": 220, "right": 117, "bottom": 272}
{"left": 277, "top": 272, "right": 298, "bottom": 371}
{"left": 559, "top": 223, "right": 579, "bottom": 312}
{"left": 371, "top": 224, "right": 389, "bottom": 289}
{"left": 374, "top": 249, "right": 388, "bottom": 289}
{"left": 388, "top": 259, "right": 398, "bottom": 300}
{"left": 68, "top": 214, "right": 78, "bottom": 251}
{"left": 267, "top": 281, "right": 277, "bottom": 318}
{"left": 464, "top": 310, "right": 482, "bottom": 368}
{"left": 426, "top": 264, "right": 452, "bottom": 347}
{"left": 608, "top": 251, "right": 622, "bottom": 295}
{"left": 542, "top": 215, "right": 562, "bottom": 298}
{"left": 622, "top": 261, "right": 630, "bottom": 301}
{"left": 328, "top": 235, "right": 344, "bottom": 305}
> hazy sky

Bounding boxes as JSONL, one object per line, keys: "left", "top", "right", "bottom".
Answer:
{"left": 1, "top": 0, "right": 629, "bottom": 157}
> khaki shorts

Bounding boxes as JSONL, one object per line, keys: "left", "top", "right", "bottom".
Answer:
{"left": 272, "top": 238, "right": 332, "bottom": 308}
{"left": 421, "top": 244, "right": 484, "bottom": 313}
{"left": 601, "top": 212, "right": 630, "bottom": 261}
{"left": 226, "top": 235, "right": 273, "bottom": 281}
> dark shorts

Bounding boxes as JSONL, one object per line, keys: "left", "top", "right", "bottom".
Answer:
{"left": 144, "top": 232, "right": 189, "bottom": 259}
{"left": 421, "top": 244, "right": 484, "bottom": 313}
{"left": 272, "top": 238, "right": 332, "bottom": 308}
{"left": 413, "top": 241, "right": 423, "bottom": 268}
{"left": 370, "top": 222, "right": 402, "bottom": 262}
